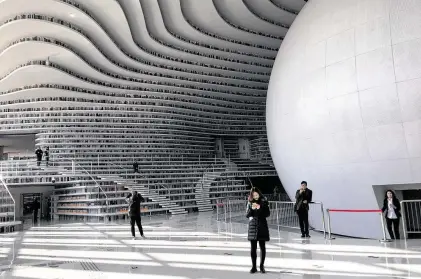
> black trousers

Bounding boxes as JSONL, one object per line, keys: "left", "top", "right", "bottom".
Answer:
{"left": 33, "top": 210, "right": 38, "bottom": 223}
{"left": 297, "top": 209, "right": 309, "bottom": 235}
{"left": 130, "top": 215, "right": 143, "bottom": 237}
{"left": 36, "top": 157, "right": 42, "bottom": 166}
{"left": 386, "top": 218, "right": 400, "bottom": 239}
{"left": 250, "top": 240, "right": 266, "bottom": 268}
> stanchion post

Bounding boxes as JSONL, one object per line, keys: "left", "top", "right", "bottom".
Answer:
{"left": 326, "top": 209, "right": 334, "bottom": 240}
{"left": 379, "top": 212, "right": 392, "bottom": 243}
{"left": 320, "top": 203, "right": 326, "bottom": 239}
{"left": 229, "top": 199, "right": 232, "bottom": 222}
{"left": 276, "top": 202, "right": 279, "bottom": 230}
{"left": 224, "top": 199, "right": 227, "bottom": 223}
{"left": 216, "top": 202, "right": 219, "bottom": 221}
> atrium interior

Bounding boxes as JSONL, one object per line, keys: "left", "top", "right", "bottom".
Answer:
{"left": 2, "top": 0, "right": 421, "bottom": 278}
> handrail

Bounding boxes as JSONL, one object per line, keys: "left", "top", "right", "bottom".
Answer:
{"left": 0, "top": 176, "right": 16, "bottom": 222}
{"left": 246, "top": 173, "right": 254, "bottom": 188}
{"left": 72, "top": 160, "right": 109, "bottom": 215}
{"left": 325, "top": 208, "right": 388, "bottom": 242}
{"left": 157, "top": 184, "right": 171, "bottom": 196}
{"left": 400, "top": 199, "right": 421, "bottom": 239}
{"left": 219, "top": 198, "right": 327, "bottom": 238}
{"left": 50, "top": 154, "right": 72, "bottom": 168}
{"left": 107, "top": 162, "right": 128, "bottom": 177}
{"left": 104, "top": 162, "right": 151, "bottom": 194}
{"left": 0, "top": 160, "right": 20, "bottom": 177}
{"left": 202, "top": 163, "right": 214, "bottom": 173}
{"left": 200, "top": 163, "right": 215, "bottom": 189}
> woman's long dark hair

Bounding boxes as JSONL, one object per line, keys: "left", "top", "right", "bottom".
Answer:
{"left": 248, "top": 187, "right": 264, "bottom": 202}
{"left": 131, "top": 191, "right": 139, "bottom": 201}
{"left": 384, "top": 189, "right": 397, "bottom": 200}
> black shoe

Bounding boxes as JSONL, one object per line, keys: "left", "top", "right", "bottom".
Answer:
{"left": 306, "top": 234, "right": 311, "bottom": 238}
{"left": 260, "top": 266, "right": 266, "bottom": 273}
{"left": 301, "top": 234, "right": 306, "bottom": 238}
{"left": 250, "top": 267, "right": 257, "bottom": 274}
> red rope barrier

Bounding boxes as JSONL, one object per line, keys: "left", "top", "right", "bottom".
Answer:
{"left": 326, "top": 208, "right": 389, "bottom": 242}
{"left": 328, "top": 209, "right": 382, "bottom": 213}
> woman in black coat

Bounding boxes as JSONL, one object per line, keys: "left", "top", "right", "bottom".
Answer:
{"left": 381, "top": 190, "right": 401, "bottom": 240}
{"left": 247, "top": 187, "right": 270, "bottom": 274}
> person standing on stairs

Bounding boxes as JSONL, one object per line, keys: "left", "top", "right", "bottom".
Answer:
{"left": 126, "top": 190, "right": 145, "bottom": 240}
{"left": 247, "top": 187, "right": 270, "bottom": 274}
{"left": 44, "top": 147, "right": 50, "bottom": 167}
{"left": 133, "top": 161, "right": 139, "bottom": 173}
{"left": 35, "top": 147, "right": 43, "bottom": 167}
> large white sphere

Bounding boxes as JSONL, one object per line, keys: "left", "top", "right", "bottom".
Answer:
{"left": 267, "top": 0, "right": 421, "bottom": 238}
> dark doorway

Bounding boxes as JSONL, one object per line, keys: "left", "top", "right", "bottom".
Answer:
{"left": 402, "top": 189, "right": 421, "bottom": 200}
{"left": 22, "top": 193, "right": 42, "bottom": 225}
{"left": 245, "top": 176, "right": 289, "bottom": 200}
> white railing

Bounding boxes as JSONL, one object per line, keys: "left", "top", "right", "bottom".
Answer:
{"left": 201, "top": 163, "right": 216, "bottom": 190}
{"left": 217, "top": 198, "right": 327, "bottom": 237}
{"left": 0, "top": 160, "right": 21, "bottom": 177}
{"left": 0, "top": 176, "right": 16, "bottom": 222}
{"left": 107, "top": 162, "right": 128, "bottom": 177}
{"left": 271, "top": 201, "right": 326, "bottom": 237}
{"left": 216, "top": 198, "right": 247, "bottom": 222}
{"left": 401, "top": 200, "right": 421, "bottom": 239}
{"left": 265, "top": 193, "right": 291, "bottom": 202}
{"left": 325, "top": 209, "right": 389, "bottom": 242}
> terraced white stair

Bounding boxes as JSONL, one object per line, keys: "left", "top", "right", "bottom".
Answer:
{"left": 100, "top": 176, "right": 188, "bottom": 215}
{"left": 195, "top": 172, "right": 221, "bottom": 212}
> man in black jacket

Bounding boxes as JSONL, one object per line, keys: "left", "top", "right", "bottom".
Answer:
{"left": 295, "top": 181, "right": 313, "bottom": 238}
{"left": 126, "top": 190, "right": 145, "bottom": 239}
{"left": 44, "top": 147, "right": 50, "bottom": 167}
{"left": 35, "top": 147, "right": 43, "bottom": 166}
{"left": 133, "top": 161, "right": 139, "bottom": 173}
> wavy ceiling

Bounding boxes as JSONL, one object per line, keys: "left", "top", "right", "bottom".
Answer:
{"left": 0, "top": 0, "right": 305, "bottom": 160}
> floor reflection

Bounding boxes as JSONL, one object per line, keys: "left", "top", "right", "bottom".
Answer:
{"left": 1, "top": 214, "right": 421, "bottom": 278}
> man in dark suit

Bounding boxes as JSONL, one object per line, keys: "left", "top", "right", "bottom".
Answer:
{"left": 295, "top": 181, "right": 313, "bottom": 238}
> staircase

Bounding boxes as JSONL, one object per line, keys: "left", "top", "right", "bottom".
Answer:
{"left": 98, "top": 175, "right": 187, "bottom": 215}
{"left": 195, "top": 172, "right": 222, "bottom": 212}
{"left": 0, "top": 177, "right": 21, "bottom": 232}
{"left": 221, "top": 159, "right": 238, "bottom": 172}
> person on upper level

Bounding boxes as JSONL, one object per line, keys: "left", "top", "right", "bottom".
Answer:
{"left": 35, "top": 147, "right": 43, "bottom": 167}
{"left": 44, "top": 147, "right": 50, "bottom": 167}
{"left": 133, "top": 161, "right": 139, "bottom": 173}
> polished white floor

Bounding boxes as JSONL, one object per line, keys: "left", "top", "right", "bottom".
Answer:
{"left": 1, "top": 213, "right": 421, "bottom": 278}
